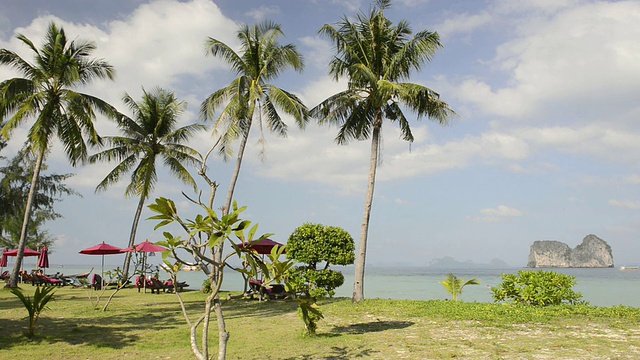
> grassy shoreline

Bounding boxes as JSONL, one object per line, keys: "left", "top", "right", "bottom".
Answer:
{"left": 2, "top": 286, "right": 640, "bottom": 359}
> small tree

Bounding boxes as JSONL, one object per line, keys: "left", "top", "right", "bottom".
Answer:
{"left": 11, "top": 285, "right": 56, "bottom": 337}
{"left": 439, "top": 273, "right": 479, "bottom": 302}
{"left": 150, "top": 198, "right": 293, "bottom": 360}
{"left": 286, "top": 223, "right": 355, "bottom": 298}
{"left": 492, "top": 270, "right": 585, "bottom": 306}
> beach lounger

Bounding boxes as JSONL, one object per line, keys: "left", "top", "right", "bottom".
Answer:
{"left": 248, "top": 279, "right": 288, "bottom": 300}
{"left": 34, "top": 273, "right": 65, "bottom": 286}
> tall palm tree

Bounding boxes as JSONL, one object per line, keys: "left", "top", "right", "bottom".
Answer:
{"left": 201, "top": 20, "right": 309, "bottom": 216}
{"left": 201, "top": 22, "right": 308, "bottom": 357}
{"left": 311, "top": 0, "right": 456, "bottom": 302}
{"left": 0, "top": 23, "right": 117, "bottom": 287}
{"left": 89, "top": 87, "right": 204, "bottom": 280}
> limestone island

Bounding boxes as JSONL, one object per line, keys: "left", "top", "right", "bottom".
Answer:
{"left": 527, "top": 234, "right": 614, "bottom": 268}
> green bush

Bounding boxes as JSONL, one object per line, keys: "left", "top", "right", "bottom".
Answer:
{"left": 286, "top": 223, "right": 355, "bottom": 268}
{"left": 201, "top": 279, "right": 212, "bottom": 294}
{"left": 286, "top": 223, "right": 353, "bottom": 299}
{"left": 492, "top": 270, "right": 585, "bottom": 306}
{"left": 286, "top": 267, "right": 345, "bottom": 298}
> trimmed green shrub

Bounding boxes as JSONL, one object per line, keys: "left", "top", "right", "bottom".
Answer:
{"left": 492, "top": 270, "right": 585, "bottom": 306}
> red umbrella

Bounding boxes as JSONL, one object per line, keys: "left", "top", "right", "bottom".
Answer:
{"left": 123, "top": 239, "right": 167, "bottom": 253}
{"left": 37, "top": 246, "right": 49, "bottom": 269}
{"left": 238, "top": 239, "right": 286, "bottom": 255}
{"left": 0, "top": 248, "right": 7, "bottom": 268}
{"left": 4, "top": 248, "right": 40, "bottom": 257}
{"left": 122, "top": 240, "right": 166, "bottom": 293}
{"left": 80, "top": 242, "right": 125, "bottom": 288}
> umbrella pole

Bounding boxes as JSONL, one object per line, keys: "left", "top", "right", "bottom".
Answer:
{"left": 143, "top": 253, "right": 147, "bottom": 294}
{"left": 101, "top": 255, "right": 105, "bottom": 290}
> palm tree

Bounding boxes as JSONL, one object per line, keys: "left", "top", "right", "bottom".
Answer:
{"left": 89, "top": 87, "right": 204, "bottom": 280}
{"left": 0, "top": 23, "right": 117, "bottom": 287}
{"left": 311, "top": 0, "right": 456, "bottom": 302}
{"left": 439, "top": 273, "right": 480, "bottom": 302}
{"left": 201, "top": 20, "right": 308, "bottom": 216}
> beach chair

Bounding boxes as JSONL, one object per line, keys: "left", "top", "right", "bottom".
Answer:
{"left": 148, "top": 277, "right": 172, "bottom": 294}
{"left": 34, "top": 273, "right": 65, "bottom": 286}
{"left": 248, "top": 279, "right": 288, "bottom": 300}
{"left": 164, "top": 279, "right": 190, "bottom": 292}
{"left": 19, "top": 270, "right": 41, "bottom": 286}
{"left": 91, "top": 274, "right": 103, "bottom": 290}
{"left": 63, "top": 269, "right": 93, "bottom": 287}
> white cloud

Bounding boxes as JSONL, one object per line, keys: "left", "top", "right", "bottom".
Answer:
{"left": 435, "top": 12, "right": 493, "bottom": 40}
{"left": 469, "top": 204, "right": 523, "bottom": 223}
{"left": 451, "top": 1, "right": 640, "bottom": 120}
{"left": 299, "top": 36, "right": 333, "bottom": 71}
{"left": 244, "top": 6, "right": 281, "bottom": 21}
{"left": 609, "top": 200, "right": 640, "bottom": 210}
{"left": 623, "top": 175, "right": 640, "bottom": 184}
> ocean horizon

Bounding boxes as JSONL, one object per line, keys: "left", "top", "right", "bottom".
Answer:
{"left": 16, "top": 262, "right": 639, "bottom": 308}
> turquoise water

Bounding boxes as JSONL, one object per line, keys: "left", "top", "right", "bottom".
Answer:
{"left": 32, "top": 264, "right": 640, "bottom": 308}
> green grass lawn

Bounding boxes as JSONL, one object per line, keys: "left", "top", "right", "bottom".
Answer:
{"left": 1, "top": 286, "right": 640, "bottom": 359}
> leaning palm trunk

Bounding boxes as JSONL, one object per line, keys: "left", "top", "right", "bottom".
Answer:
{"left": 223, "top": 120, "right": 252, "bottom": 216}
{"left": 122, "top": 195, "right": 146, "bottom": 280}
{"left": 8, "top": 149, "right": 45, "bottom": 288}
{"left": 352, "top": 119, "right": 382, "bottom": 302}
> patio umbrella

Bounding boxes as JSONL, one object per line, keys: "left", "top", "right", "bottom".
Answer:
{"left": 237, "top": 239, "right": 286, "bottom": 296}
{"left": 4, "top": 248, "right": 40, "bottom": 257}
{"left": 37, "top": 246, "right": 49, "bottom": 270}
{"left": 0, "top": 248, "right": 7, "bottom": 270}
{"left": 79, "top": 242, "right": 125, "bottom": 289}
{"left": 121, "top": 240, "right": 166, "bottom": 293}
{"left": 237, "top": 239, "right": 286, "bottom": 255}
{"left": 4, "top": 248, "right": 41, "bottom": 279}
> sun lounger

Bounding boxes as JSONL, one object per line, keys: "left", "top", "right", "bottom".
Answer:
{"left": 34, "top": 273, "right": 65, "bottom": 286}
{"left": 148, "top": 277, "right": 172, "bottom": 294}
{"left": 247, "top": 279, "right": 288, "bottom": 300}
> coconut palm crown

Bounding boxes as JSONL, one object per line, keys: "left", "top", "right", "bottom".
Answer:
{"left": 201, "top": 20, "right": 309, "bottom": 214}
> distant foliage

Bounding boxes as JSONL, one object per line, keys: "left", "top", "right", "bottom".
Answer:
{"left": 492, "top": 270, "right": 585, "bottom": 306}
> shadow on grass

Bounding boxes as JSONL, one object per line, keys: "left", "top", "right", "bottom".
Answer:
{"left": 331, "top": 320, "right": 414, "bottom": 334}
{"left": 283, "top": 345, "right": 377, "bottom": 360}
{"left": 0, "top": 301, "right": 182, "bottom": 351}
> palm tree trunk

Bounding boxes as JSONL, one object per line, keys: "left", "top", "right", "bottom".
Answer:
{"left": 352, "top": 117, "right": 382, "bottom": 302}
{"left": 122, "top": 195, "right": 146, "bottom": 280}
{"left": 7, "top": 149, "right": 46, "bottom": 288}
{"left": 223, "top": 122, "right": 251, "bottom": 215}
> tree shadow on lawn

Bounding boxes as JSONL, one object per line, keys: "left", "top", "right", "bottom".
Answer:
{"left": 331, "top": 320, "right": 414, "bottom": 334}
{"left": 219, "top": 295, "right": 347, "bottom": 320}
{"left": 221, "top": 298, "right": 299, "bottom": 319}
{"left": 0, "top": 305, "right": 181, "bottom": 351}
{"left": 283, "top": 345, "right": 377, "bottom": 360}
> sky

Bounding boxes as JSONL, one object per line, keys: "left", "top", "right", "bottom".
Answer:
{"left": 1, "top": 0, "right": 640, "bottom": 269}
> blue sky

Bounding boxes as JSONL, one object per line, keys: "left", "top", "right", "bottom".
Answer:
{"left": 1, "top": 0, "right": 639, "bottom": 268}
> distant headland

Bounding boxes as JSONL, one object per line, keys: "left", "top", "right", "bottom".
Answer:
{"left": 527, "top": 234, "right": 614, "bottom": 268}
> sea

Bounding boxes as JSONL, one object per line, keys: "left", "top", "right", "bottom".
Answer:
{"left": 26, "top": 262, "right": 640, "bottom": 308}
